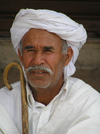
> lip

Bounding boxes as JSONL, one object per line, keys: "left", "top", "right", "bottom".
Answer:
{"left": 30, "top": 70, "right": 48, "bottom": 76}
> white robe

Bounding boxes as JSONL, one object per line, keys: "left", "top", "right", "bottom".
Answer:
{"left": 0, "top": 77, "right": 100, "bottom": 134}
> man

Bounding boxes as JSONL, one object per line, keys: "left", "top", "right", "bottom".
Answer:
{"left": 0, "top": 9, "right": 100, "bottom": 134}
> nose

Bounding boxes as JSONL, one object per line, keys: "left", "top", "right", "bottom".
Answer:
{"left": 33, "top": 51, "right": 45, "bottom": 65}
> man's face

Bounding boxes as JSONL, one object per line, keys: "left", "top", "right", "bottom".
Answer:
{"left": 19, "top": 29, "right": 69, "bottom": 90}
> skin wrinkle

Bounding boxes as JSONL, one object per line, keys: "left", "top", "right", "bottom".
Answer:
{"left": 27, "top": 59, "right": 64, "bottom": 89}
{"left": 19, "top": 38, "right": 68, "bottom": 56}
{"left": 18, "top": 28, "right": 73, "bottom": 105}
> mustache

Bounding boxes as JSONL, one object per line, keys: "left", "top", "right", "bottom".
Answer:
{"left": 25, "top": 65, "right": 53, "bottom": 74}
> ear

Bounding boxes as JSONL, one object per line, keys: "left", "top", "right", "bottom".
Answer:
{"left": 18, "top": 49, "right": 24, "bottom": 66}
{"left": 64, "top": 47, "right": 73, "bottom": 66}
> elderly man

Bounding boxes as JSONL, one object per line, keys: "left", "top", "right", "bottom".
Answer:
{"left": 0, "top": 9, "right": 100, "bottom": 134}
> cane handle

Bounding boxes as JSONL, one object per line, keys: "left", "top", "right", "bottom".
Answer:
{"left": 3, "top": 62, "right": 23, "bottom": 90}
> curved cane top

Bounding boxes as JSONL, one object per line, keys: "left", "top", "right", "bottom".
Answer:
{"left": 3, "top": 62, "right": 23, "bottom": 90}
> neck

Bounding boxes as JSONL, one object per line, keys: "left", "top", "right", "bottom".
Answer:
{"left": 29, "top": 75, "right": 64, "bottom": 105}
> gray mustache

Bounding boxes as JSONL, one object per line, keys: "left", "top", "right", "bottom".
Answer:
{"left": 25, "top": 65, "right": 53, "bottom": 74}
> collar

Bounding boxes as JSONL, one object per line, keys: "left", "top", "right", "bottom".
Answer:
{"left": 26, "top": 83, "right": 45, "bottom": 108}
{"left": 26, "top": 78, "right": 69, "bottom": 108}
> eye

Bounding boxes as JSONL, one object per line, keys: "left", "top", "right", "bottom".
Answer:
{"left": 43, "top": 48, "right": 53, "bottom": 54}
{"left": 44, "top": 49, "right": 52, "bottom": 52}
{"left": 26, "top": 49, "right": 36, "bottom": 55}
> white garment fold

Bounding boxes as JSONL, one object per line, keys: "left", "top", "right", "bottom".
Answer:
{"left": 0, "top": 77, "right": 100, "bottom": 134}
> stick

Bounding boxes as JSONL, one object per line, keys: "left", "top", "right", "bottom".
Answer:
{"left": 3, "top": 62, "right": 29, "bottom": 134}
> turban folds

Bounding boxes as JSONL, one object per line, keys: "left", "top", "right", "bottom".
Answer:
{"left": 10, "top": 9, "right": 87, "bottom": 80}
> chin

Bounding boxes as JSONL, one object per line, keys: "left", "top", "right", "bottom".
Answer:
{"left": 28, "top": 79, "right": 51, "bottom": 89}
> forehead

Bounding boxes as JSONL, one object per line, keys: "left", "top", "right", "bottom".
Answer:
{"left": 22, "top": 28, "right": 62, "bottom": 48}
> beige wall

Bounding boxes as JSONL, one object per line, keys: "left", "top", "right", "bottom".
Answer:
{"left": 76, "top": 38, "right": 100, "bottom": 70}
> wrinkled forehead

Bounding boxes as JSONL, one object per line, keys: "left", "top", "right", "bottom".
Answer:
{"left": 22, "top": 28, "right": 62, "bottom": 41}
{"left": 21, "top": 28, "right": 63, "bottom": 47}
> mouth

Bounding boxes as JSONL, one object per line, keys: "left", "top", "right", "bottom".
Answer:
{"left": 30, "top": 70, "right": 48, "bottom": 76}
{"left": 33, "top": 70, "right": 46, "bottom": 74}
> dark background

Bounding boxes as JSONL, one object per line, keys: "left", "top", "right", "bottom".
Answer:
{"left": 0, "top": 0, "right": 100, "bottom": 38}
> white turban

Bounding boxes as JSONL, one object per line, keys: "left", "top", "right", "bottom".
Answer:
{"left": 10, "top": 9, "right": 87, "bottom": 80}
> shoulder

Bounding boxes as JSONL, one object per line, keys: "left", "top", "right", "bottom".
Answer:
{"left": 0, "top": 81, "right": 21, "bottom": 95}
{"left": 0, "top": 81, "right": 21, "bottom": 106}
{"left": 67, "top": 77, "right": 100, "bottom": 111}
{"left": 68, "top": 77, "right": 99, "bottom": 96}
{"left": 0, "top": 82, "right": 22, "bottom": 131}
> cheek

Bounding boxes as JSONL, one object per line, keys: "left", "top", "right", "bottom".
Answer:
{"left": 22, "top": 55, "right": 33, "bottom": 69}
{"left": 46, "top": 55, "right": 64, "bottom": 71}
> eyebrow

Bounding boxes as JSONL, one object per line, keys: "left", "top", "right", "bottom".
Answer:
{"left": 24, "top": 46, "right": 34, "bottom": 50}
{"left": 43, "top": 46, "right": 54, "bottom": 50}
{"left": 24, "top": 46, "right": 54, "bottom": 50}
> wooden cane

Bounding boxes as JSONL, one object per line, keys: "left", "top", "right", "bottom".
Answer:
{"left": 3, "top": 62, "right": 29, "bottom": 134}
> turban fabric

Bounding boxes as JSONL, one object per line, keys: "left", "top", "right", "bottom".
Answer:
{"left": 10, "top": 9, "right": 87, "bottom": 80}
